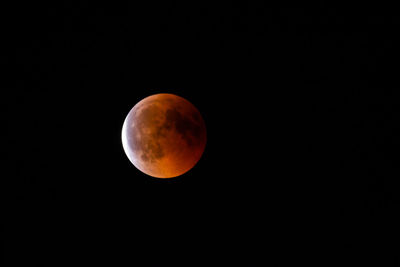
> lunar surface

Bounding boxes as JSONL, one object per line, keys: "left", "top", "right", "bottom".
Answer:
{"left": 121, "top": 93, "right": 207, "bottom": 178}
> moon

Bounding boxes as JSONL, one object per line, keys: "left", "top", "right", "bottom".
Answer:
{"left": 121, "top": 93, "right": 207, "bottom": 178}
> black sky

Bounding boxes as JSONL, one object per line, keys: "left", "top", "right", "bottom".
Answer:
{"left": 3, "top": 1, "right": 400, "bottom": 266}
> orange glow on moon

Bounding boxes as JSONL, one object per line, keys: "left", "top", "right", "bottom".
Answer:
{"left": 122, "top": 93, "right": 207, "bottom": 178}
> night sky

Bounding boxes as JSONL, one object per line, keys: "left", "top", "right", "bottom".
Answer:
{"left": 3, "top": 2, "right": 400, "bottom": 266}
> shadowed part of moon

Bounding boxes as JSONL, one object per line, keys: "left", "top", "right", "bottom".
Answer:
{"left": 122, "top": 93, "right": 206, "bottom": 178}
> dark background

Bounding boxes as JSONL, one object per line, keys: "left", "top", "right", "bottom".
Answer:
{"left": 3, "top": 1, "right": 400, "bottom": 266}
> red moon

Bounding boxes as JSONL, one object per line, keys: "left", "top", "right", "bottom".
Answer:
{"left": 121, "top": 93, "right": 207, "bottom": 178}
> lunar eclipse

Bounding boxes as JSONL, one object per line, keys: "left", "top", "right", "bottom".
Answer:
{"left": 121, "top": 93, "right": 207, "bottom": 178}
